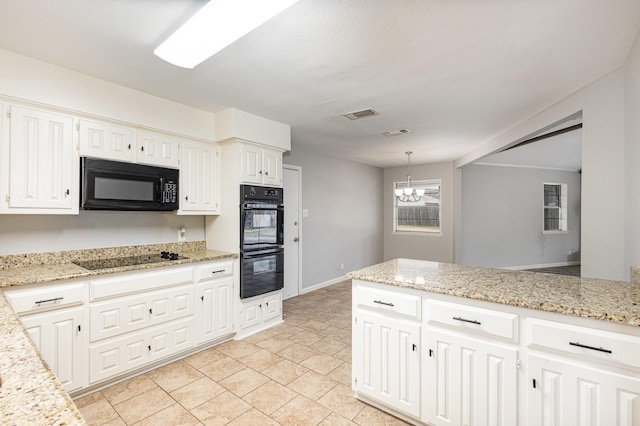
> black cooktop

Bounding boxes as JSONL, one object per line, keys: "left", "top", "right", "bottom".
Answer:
{"left": 73, "top": 252, "right": 188, "bottom": 271}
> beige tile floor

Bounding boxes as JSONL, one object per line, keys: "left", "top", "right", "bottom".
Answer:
{"left": 75, "top": 280, "right": 410, "bottom": 425}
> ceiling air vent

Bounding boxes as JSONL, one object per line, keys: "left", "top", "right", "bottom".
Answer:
{"left": 382, "top": 129, "right": 410, "bottom": 137}
{"left": 342, "top": 108, "right": 379, "bottom": 120}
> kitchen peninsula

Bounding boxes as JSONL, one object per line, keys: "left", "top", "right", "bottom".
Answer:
{"left": 348, "top": 259, "right": 640, "bottom": 426}
{"left": 0, "top": 241, "right": 237, "bottom": 425}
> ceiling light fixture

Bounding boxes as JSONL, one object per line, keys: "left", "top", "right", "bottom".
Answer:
{"left": 395, "top": 151, "right": 424, "bottom": 203}
{"left": 154, "top": 0, "right": 300, "bottom": 69}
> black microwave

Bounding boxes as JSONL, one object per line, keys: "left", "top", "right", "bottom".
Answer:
{"left": 81, "top": 158, "right": 179, "bottom": 211}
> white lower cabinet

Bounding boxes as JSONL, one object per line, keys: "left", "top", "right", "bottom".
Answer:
{"left": 528, "top": 355, "right": 640, "bottom": 426}
{"left": 353, "top": 310, "right": 421, "bottom": 418}
{"left": 352, "top": 279, "right": 640, "bottom": 426}
{"left": 424, "top": 329, "right": 518, "bottom": 426}
{"left": 21, "top": 306, "right": 85, "bottom": 392}
{"left": 238, "top": 291, "right": 283, "bottom": 338}
{"left": 89, "top": 317, "right": 194, "bottom": 383}
{"left": 6, "top": 258, "right": 237, "bottom": 395}
{"left": 195, "top": 275, "right": 234, "bottom": 344}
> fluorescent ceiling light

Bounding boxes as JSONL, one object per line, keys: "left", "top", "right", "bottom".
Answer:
{"left": 154, "top": 0, "right": 300, "bottom": 69}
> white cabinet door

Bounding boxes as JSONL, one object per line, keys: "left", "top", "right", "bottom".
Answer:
{"left": 240, "top": 297, "right": 263, "bottom": 329}
{"left": 136, "top": 130, "right": 180, "bottom": 168}
{"left": 353, "top": 310, "right": 421, "bottom": 418}
{"left": 240, "top": 144, "right": 262, "bottom": 184}
{"left": 528, "top": 355, "right": 640, "bottom": 426}
{"left": 262, "top": 292, "right": 282, "bottom": 321}
{"left": 8, "top": 105, "right": 76, "bottom": 211}
{"left": 179, "top": 140, "right": 220, "bottom": 214}
{"left": 262, "top": 147, "right": 282, "bottom": 186}
{"left": 22, "top": 307, "right": 85, "bottom": 392}
{"left": 239, "top": 143, "right": 283, "bottom": 187}
{"left": 425, "top": 329, "right": 518, "bottom": 426}
{"left": 195, "top": 276, "right": 234, "bottom": 344}
{"left": 78, "top": 119, "right": 135, "bottom": 162}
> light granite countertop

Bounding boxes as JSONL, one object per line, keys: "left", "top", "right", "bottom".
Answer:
{"left": 0, "top": 241, "right": 237, "bottom": 425}
{"left": 347, "top": 258, "right": 640, "bottom": 327}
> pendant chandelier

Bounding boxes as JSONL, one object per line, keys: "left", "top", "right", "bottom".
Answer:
{"left": 395, "top": 151, "right": 424, "bottom": 203}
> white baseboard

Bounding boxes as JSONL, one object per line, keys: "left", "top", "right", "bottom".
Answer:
{"left": 300, "top": 275, "right": 349, "bottom": 295}
{"left": 502, "top": 261, "right": 581, "bottom": 271}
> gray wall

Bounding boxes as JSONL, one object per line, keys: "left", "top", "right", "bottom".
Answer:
{"left": 383, "top": 161, "right": 455, "bottom": 262}
{"left": 284, "top": 144, "right": 383, "bottom": 290}
{"left": 625, "top": 28, "right": 640, "bottom": 276}
{"left": 460, "top": 164, "right": 581, "bottom": 268}
{"left": 0, "top": 212, "right": 205, "bottom": 255}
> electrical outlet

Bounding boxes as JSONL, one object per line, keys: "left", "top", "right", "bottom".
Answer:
{"left": 178, "top": 227, "right": 186, "bottom": 242}
{"left": 340, "top": 263, "right": 345, "bottom": 270}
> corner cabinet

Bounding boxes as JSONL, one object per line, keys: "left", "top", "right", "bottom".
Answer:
{"left": 239, "top": 143, "right": 283, "bottom": 187}
{"left": 2, "top": 105, "right": 79, "bottom": 214}
{"left": 179, "top": 140, "right": 220, "bottom": 215}
{"left": 4, "top": 281, "right": 88, "bottom": 393}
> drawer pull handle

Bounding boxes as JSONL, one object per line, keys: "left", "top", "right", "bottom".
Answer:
{"left": 35, "top": 297, "right": 64, "bottom": 305}
{"left": 569, "top": 341, "right": 612, "bottom": 354}
{"left": 211, "top": 269, "right": 225, "bottom": 274}
{"left": 374, "top": 300, "right": 394, "bottom": 307}
{"left": 453, "top": 316, "right": 481, "bottom": 325}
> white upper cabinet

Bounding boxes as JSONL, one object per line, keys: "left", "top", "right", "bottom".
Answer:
{"left": 179, "top": 140, "right": 220, "bottom": 214}
{"left": 6, "top": 105, "right": 78, "bottom": 213}
{"left": 136, "top": 130, "right": 180, "bottom": 168}
{"left": 240, "top": 143, "right": 283, "bottom": 187}
{"left": 78, "top": 119, "right": 135, "bottom": 163}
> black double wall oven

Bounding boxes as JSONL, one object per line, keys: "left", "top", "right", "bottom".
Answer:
{"left": 240, "top": 185, "right": 284, "bottom": 299}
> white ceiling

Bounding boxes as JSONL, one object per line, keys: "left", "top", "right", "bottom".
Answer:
{"left": 0, "top": 0, "right": 638, "bottom": 168}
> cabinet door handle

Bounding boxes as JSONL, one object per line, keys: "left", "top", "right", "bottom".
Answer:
{"left": 373, "top": 300, "right": 394, "bottom": 307}
{"left": 265, "top": 171, "right": 269, "bottom": 176}
{"left": 65, "top": 189, "right": 70, "bottom": 196}
{"left": 149, "top": 308, "right": 153, "bottom": 315}
{"left": 533, "top": 379, "right": 537, "bottom": 389}
{"left": 452, "top": 316, "right": 481, "bottom": 325}
{"left": 77, "top": 325, "right": 81, "bottom": 332}
{"left": 429, "top": 349, "right": 433, "bottom": 357}
{"left": 140, "top": 146, "right": 145, "bottom": 152}
{"left": 35, "top": 297, "right": 64, "bottom": 305}
{"left": 127, "top": 144, "right": 131, "bottom": 150}
{"left": 201, "top": 295, "right": 204, "bottom": 301}
{"left": 185, "top": 195, "right": 189, "bottom": 201}
{"left": 148, "top": 345, "right": 151, "bottom": 351}
{"left": 412, "top": 344, "right": 417, "bottom": 351}
{"left": 569, "top": 341, "right": 612, "bottom": 354}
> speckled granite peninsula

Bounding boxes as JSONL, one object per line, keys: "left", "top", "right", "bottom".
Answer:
{"left": 347, "top": 258, "right": 640, "bottom": 326}
{"left": 0, "top": 241, "right": 237, "bottom": 425}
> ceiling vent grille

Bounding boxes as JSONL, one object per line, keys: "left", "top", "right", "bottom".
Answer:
{"left": 342, "top": 108, "right": 379, "bottom": 120}
{"left": 382, "top": 129, "right": 410, "bottom": 137}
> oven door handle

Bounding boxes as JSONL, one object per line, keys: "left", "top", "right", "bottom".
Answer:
{"left": 242, "top": 203, "right": 284, "bottom": 210}
{"left": 243, "top": 250, "right": 283, "bottom": 259}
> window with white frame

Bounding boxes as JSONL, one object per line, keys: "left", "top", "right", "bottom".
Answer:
{"left": 543, "top": 183, "right": 567, "bottom": 232}
{"left": 394, "top": 179, "right": 441, "bottom": 233}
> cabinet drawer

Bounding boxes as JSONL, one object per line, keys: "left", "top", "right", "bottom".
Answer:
{"left": 426, "top": 299, "right": 518, "bottom": 342}
{"left": 355, "top": 285, "right": 421, "bottom": 320}
{"left": 195, "top": 260, "right": 233, "bottom": 282}
{"left": 5, "top": 282, "right": 86, "bottom": 314}
{"left": 90, "top": 266, "right": 193, "bottom": 300}
{"left": 528, "top": 318, "right": 640, "bottom": 369}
